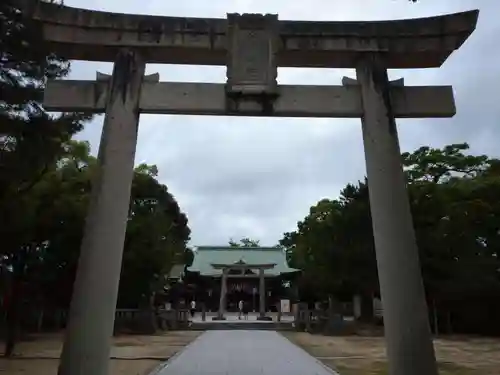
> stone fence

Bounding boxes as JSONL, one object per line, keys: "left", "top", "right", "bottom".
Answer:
{"left": 0, "top": 308, "right": 190, "bottom": 337}
{"left": 293, "top": 306, "right": 352, "bottom": 335}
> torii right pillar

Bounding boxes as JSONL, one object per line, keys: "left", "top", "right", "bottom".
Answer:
{"left": 356, "top": 55, "right": 438, "bottom": 375}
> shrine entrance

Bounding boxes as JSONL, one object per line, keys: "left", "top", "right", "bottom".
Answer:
{"left": 225, "top": 276, "right": 257, "bottom": 312}
{"left": 185, "top": 246, "right": 298, "bottom": 318}
{"left": 26, "top": 2, "right": 479, "bottom": 375}
{"left": 212, "top": 262, "right": 275, "bottom": 321}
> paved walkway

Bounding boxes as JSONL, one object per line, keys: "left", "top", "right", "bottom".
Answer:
{"left": 153, "top": 330, "right": 338, "bottom": 375}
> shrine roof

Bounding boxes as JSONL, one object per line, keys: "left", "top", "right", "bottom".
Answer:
{"left": 187, "top": 246, "right": 299, "bottom": 276}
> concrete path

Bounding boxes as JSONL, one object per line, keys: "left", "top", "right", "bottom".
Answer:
{"left": 153, "top": 330, "right": 338, "bottom": 375}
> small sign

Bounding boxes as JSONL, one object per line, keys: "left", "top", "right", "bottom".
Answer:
{"left": 280, "top": 299, "right": 290, "bottom": 313}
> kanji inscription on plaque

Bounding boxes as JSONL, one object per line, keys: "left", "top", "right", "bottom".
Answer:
{"left": 226, "top": 13, "right": 278, "bottom": 95}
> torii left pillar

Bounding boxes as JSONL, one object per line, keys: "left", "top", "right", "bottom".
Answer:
{"left": 58, "top": 49, "right": 146, "bottom": 375}
{"left": 257, "top": 268, "right": 272, "bottom": 321}
{"left": 215, "top": 269, "right": 228, "bottom": 320}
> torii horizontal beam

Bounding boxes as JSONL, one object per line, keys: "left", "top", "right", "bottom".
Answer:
{"left": 43, "top": 80, "right": 456, "bottom": 118}
{"left": 20, "top": 0, "right": 478, "bottom": 68}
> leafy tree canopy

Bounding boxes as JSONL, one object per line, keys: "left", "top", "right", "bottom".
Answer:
{"left": 228, "top": 238, "right": 261, "bottom": 248}
{"left": 282, "top": 143, "right": 500, "bottom": 334}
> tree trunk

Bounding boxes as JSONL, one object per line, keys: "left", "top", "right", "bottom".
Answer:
{"left": 4, "top": 279, "right": 20, "bottom": 357}
{"left": 360, "top": 291, "right": 374, "bottom": 322}
{"left": 324, "top": 295, "right": 341, "bottom": 335}
{"left": 149, "top": 292, "right": 156, "bottom": 310}
{"left": 149, "top": 292, "right": 158, "bottom": 333}
{"left": 432, "top": 299, "right": 439, "bottom": 336}
{"left": 327, "top": 295, "right": 334, "bottom": 314}
{"left": 447, "top": 310, "right": 453, "bottom": 334}
{"left": 37, "top": 308, "right": 44, "bottom": 333}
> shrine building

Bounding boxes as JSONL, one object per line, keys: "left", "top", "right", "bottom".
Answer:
{"left": 185, "top": 246, "right": 300, "bottom": 320}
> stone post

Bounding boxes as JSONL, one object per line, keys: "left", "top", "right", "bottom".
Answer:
{"left": 353, "top": 295, "right": 362, "bottom": 320}
{"left": 259, "top": 268, "right": 265, "bottom": 318}
{"left": 214, "top": 269, "right": 228, "bottom": 320}
{"left": 58, "top": 49, "right": 146, "bottom": 375}
{"left": 257, "top": 268, "right": 271, "bottom": 320}
{"left": 355, "top": 55, "right": 438, "bottom": 375}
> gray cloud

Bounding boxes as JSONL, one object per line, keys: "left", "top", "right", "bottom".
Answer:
{"left": 65, "top": 0, "right": 499, "bottom": 246}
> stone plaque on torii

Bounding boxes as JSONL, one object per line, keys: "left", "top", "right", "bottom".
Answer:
{"left": 22, "top": 1, "right": 479, "bottom": 375}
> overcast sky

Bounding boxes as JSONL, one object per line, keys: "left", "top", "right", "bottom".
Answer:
{"left": 64, "top": 0, "right": 499, "bottom": 247}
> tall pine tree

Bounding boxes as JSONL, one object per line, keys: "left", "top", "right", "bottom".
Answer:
{"left": 0, "top": 0, "right": 91, "bottom": 356}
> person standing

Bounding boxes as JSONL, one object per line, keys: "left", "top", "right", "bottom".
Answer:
{"left": 190, "top": 299, "right": 196, "bottom": 318}
{"left": 238, "top": 300, "right": 244, "bottom": 320}
{"left": 243, "top": 300, "right": 250, "bottom": 320}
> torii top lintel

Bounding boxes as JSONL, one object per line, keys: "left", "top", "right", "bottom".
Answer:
{"left": 23, "top": 0, "right": 478, "bottom": 68}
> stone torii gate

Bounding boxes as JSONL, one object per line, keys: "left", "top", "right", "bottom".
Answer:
{"left": 25, "top": 2, "right": 478, "bottom": 375}
{"left": 211, "top": 262, "right": 276, "bottom": 321}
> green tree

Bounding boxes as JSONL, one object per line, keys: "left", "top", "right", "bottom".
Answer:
{"left": 284, "top": 143, "right": 500, "bottom": 332}
{"left": 286, "top": 200, "right": 340, "bottom": 300}
{"left": 1, "top": 141, "right": 191, "bottom": 353}
{"left": 404, "top": 144, "right": 500, "bottom": 334}
{"left": 118, "top": 164, "right": 191, "bottom": 308}
{"left": 282, "top": 187, "right": 377, "bottom": 317}
{"left": 402, "top": 143, "right": 490, "bottom": 184}
{"left": 1, "top": 140, "right": 93, "bottom": 355}
{"left": 0, "top": 0, "right": 91, "bottom": 356}
{"left": 228, "top": 238, "right": 261, "bottom": 247}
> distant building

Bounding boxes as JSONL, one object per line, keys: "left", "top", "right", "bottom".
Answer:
{"left": 184, "top": 246, "right": 300, "bottom": 314}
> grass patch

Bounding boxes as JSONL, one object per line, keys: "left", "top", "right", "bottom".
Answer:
{"left": 283, "top": 331, "right": 498, "bottom": 375}
{"left": 324, "top": 360, "right": 479, "bottom": 375}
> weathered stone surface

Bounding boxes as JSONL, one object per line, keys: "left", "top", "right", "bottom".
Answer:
{"left": 356, "top": 56, "right": 438, "bottom": 375}
{"left": 43, "top": 80, "right": 456, "bottom": 118}
{"left": 342, "top": 76, "right": 404, "bottom": 87}
{"left": 57, "top": 49, "right": 146, "bottom": 375}
{"left": 152, "top": 330, "right": 338, "bottom": 375}
{"left": 21, "top": 0, "right": 478, "bottom": 68}
{"left": 226, "top": 13, "right": 278, "bottom": 95}
{"left": 96, "top": 71, "right": 159, "bottom": 82}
